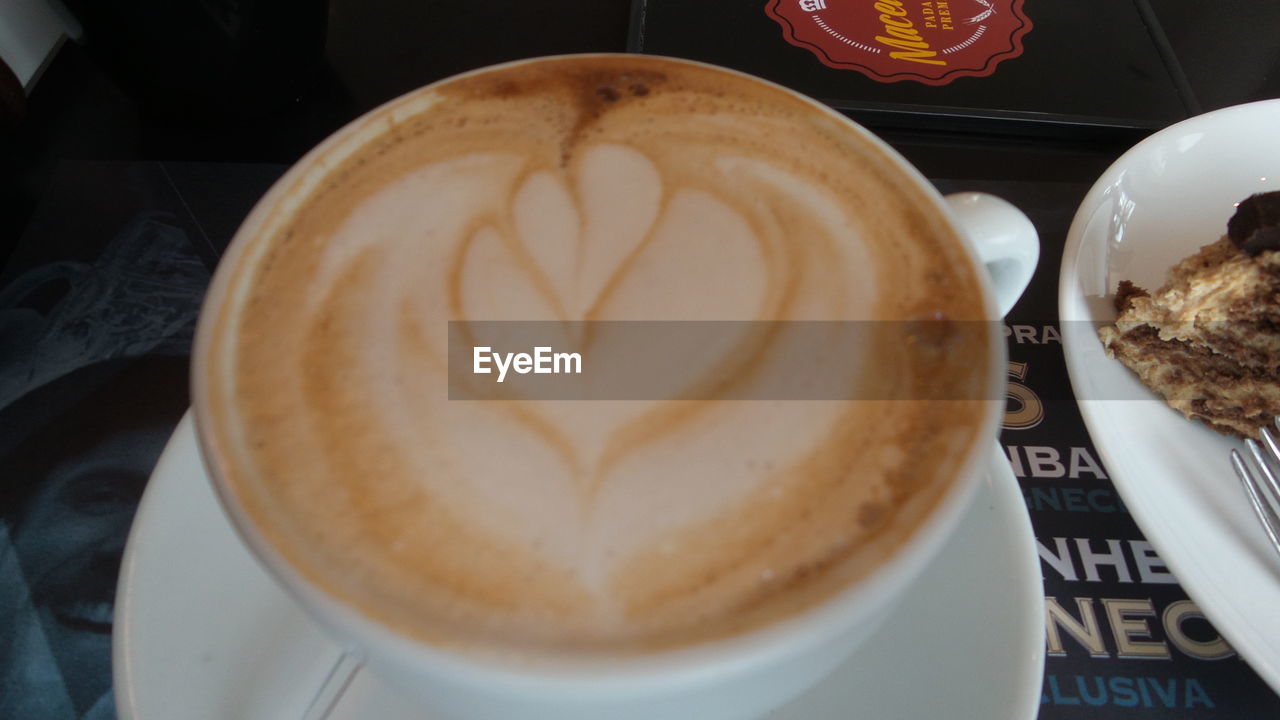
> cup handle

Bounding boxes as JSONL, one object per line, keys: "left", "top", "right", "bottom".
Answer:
{"left": 944, "top": 192, "right": 1039, "bottom": 318}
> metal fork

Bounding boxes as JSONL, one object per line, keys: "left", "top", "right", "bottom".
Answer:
{"left": 1229, "top": 419, "right": 1280, "bottom": 556}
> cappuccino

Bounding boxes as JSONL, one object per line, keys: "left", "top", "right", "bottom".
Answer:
{"left": 197, "top": 56, "right": 992, "bottom": 659}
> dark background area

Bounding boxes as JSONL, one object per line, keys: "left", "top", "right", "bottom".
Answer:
{"left": 7, "top": 0, "right": 1276, "bottom": 265}
{"left": 636, "top": 1, "right": 1186, "bottom": 133}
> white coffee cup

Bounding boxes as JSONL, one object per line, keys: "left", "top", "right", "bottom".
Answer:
{"left": 192, "top": 54, "right": 1037, "bottom": 720}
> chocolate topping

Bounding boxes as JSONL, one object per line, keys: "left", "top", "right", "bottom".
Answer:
{"left": 1228, "top": 190, "right": 1280, "bottom": 256}
{"left": 1113, "top": 279, "right": 1149, "bottom": 313}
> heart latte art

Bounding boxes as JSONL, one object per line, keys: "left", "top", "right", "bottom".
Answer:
{"left": 198, "top": 57, "right": 993, "bottom": 657}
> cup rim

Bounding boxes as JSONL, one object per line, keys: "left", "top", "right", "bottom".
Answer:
{"left": 191, "top": 51, "right": 1007, "bottom": 682}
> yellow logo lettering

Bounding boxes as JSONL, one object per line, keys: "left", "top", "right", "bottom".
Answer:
{"left": 872, "top": 0, "right": 947, "bottom": 66}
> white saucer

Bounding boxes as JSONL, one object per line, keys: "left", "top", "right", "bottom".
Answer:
{"left": 114, "top": 414, "right": 1043, "bottom": 720}
{"left": 1059, "top": 99, "right": 1280, "bottom": 693}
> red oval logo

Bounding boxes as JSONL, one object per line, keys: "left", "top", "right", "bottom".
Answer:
{"left": 766, "top": 0, "right": 1032, "bottom": 86}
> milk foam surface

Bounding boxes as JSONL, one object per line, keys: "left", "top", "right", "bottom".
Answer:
{"left": 201, "top": 56, "right": 992, "bottom": 655}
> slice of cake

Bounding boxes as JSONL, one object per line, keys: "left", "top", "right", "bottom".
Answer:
{"left": 1098, "top": 191, "right": 1280, "bottom": 438}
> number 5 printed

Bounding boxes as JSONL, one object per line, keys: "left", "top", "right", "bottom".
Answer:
{"left": 1004, "top": 361, "right": 1043, "bottom": 430}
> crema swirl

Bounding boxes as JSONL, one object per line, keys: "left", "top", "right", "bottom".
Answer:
{"left": 197, "top": 56, "right": 993, "bottom": 657}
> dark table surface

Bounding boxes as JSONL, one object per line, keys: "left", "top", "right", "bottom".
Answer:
{"left": 1, "top": 0, "right": 1148, "bottom": 253}
{"left": 2, "top": 1, "right": 1280, "bottom": 718}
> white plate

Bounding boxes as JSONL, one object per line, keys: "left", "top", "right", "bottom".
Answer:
{"left": 1060, "top": 99, "right": 1280, "bottom": 693}
{"left": 113, "top": 414, "right": 1043, "bottom": 720}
